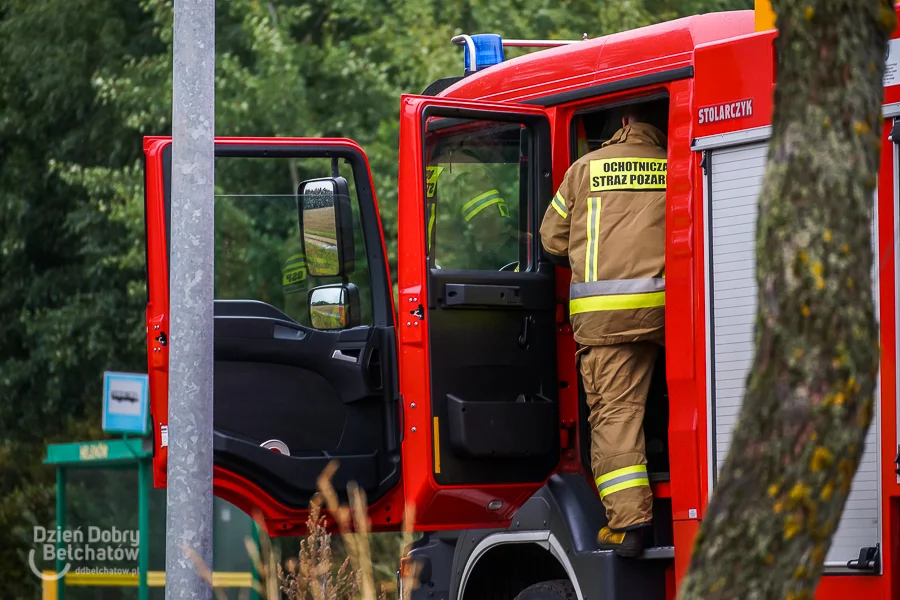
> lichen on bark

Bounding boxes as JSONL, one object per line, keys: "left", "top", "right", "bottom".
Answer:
{"left": 677, "top": 2, "right": 895, "bottom": 599}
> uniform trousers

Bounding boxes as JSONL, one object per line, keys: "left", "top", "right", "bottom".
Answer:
{"left": 578, "top": 341, "right": 660, "bottom": 530}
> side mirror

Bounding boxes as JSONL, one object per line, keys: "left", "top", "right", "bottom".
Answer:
{"left": 298, "top": 176, "right": 355, "bottom": 277}
{"left": 308, "top": 283, "right": 360, "bottom": 330}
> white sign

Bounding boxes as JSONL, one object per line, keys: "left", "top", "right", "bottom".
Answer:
{"left": 102, "top": 372, "right": 149, "bottom": 435}
{"left": 107, "top": 378, "right": 143, "bottom": 416}
{"left": 885, "top": 38, "right": 900, "bottom": 87}
{"left": 697, "top": 99, "right": 753, "bottom": 125}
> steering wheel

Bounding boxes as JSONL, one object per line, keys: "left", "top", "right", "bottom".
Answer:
{"left": 499, "top": 261, "right": 519, "bottom": 272}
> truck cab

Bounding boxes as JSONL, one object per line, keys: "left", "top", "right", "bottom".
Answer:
{"left": 143, "top": 6, "right": 900, "bottom": 600}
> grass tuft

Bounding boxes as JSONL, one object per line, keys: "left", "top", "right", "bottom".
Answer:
{"left": 198, "top": 460, "right": 421, "bottom": 600}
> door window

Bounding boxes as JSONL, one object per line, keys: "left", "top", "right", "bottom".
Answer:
{"left": 424, "top": 119, "right": 533, "bottom": 272}
{"left": 213, "top": 157, "right": 373, "bottom": 327}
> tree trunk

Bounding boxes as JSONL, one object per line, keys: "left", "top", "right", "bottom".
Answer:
{"left": 677, "top": 2, "right": 895, "bottom": 599}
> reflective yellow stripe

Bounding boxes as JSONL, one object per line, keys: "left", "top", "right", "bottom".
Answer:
{"left": 599, "top": 477, "right": 650, "bottom": 499}
{"left": 427, "top": 203, "right": 436, "bottom": 248}
{"left": 462, "top": 189, "right": 501, "bottom": 212}
{"left": 589, "top": 157, "right": 667, "bottom": 192}
{"left": 464, "top": 197, "right": 505, "bottom": 222}
{"left": 570, "top": 291, "right": 665, "bottom": 314}
{"left": 596, "top": 465, "right": 650, "bottom": 499}
{"left": 433, "top": 416, "right": 441, "bottom": 474}
{"left": 552, "top": 192, "right": 568, "bottom": 219}
{"left": 282, "top": 253, "right": 306, "bottom": 268}
{"left": 596, "top": 465, "right": 647, "bottom": 486}
{"left": 426, "top": 166, "right": 444, "bottom": 199}
{"left": 460, "top": 189, "right": 510, "bottom": 222}
{"left": 585, "top": 197, "right": 600, "bottom": 281}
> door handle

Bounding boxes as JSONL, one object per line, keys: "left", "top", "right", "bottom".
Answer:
{"left": 332, "top": 349, "right": 360, "bottom": 363}
{"left": 518, "top": 316, "right": 533, "bottom": 349}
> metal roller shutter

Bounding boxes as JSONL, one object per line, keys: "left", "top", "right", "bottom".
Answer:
{"left": 705, "top": 141, "right": 880, "bottom": 568}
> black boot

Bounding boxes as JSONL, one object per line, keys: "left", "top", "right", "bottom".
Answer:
{"left": 597, "top": 525, "right": 648, "bottom": 558}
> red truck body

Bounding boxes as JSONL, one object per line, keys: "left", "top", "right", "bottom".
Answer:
{"left": 143, "top": 7, "right": 900, "bottom": 598}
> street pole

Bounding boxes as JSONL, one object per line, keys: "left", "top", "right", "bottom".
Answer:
{"left": 166, "top": 0, "right": 215, "bottom": 598}
{"left": 138, "top": 458, "right": 150, "bottom": 600}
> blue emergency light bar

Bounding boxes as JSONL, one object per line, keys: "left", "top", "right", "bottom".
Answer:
{"left": 451, "top": 34, "right": 587, "bottom": 76}
{"left": 462, "top": 34, "right": 505, "bottom": 75}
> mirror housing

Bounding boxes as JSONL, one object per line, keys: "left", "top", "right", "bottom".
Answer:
{"left": 298, "top": 176, "right": 355, "bottom": 277}
{"left": 308, "top": 283, "right": 360, "bottom": 330}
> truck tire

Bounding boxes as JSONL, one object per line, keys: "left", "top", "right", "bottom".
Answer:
{"left": 513, "top": 580, "right": 576, "bottom": 600}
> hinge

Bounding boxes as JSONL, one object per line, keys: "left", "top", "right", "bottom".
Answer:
{"left": 846, "top": 544, "right": 879, "bottom": 572}
{"left": 894, "top": 444, "right": 900, "bottom": 476}
{"left": 700, "top": 150, "right": 708, "bottom": 174}
{"left": 399, "top": 288, "right": 424, "bottom": 344}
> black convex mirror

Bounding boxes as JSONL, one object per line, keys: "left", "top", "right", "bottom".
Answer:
{"left": 308, "top": 283, "right": 360, "bottom": 330}
{"left": 298, "top": 176, "right": 355, "bottom": 277}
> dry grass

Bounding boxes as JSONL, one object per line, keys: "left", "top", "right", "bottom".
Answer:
{"left": 186, "top": 460, "right": 419, "bottom": 600}
{"left": 303, "top": 207, "right": 338, "bottom": 242}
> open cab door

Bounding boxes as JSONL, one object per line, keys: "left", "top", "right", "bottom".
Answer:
{"left": 396, "top": 96, "right": 560, "bottom": 529}
{"left": 143, "top": 138, "right": 402, "bottom": 535}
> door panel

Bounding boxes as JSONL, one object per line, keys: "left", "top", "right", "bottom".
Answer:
{"left": 429, "top": 266, "right": 558, "bottom": 484}
{"left": 143, "top": 138, "right": 400, "bottom": 533}
{"left": 213, "top": 314, "right": 397, "bottom": 509}
{"left": 397, "top": 96, "right": 559, "bottom": 530}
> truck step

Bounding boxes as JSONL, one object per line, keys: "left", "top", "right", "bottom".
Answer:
{"left": 579, "top": 545, "right": 675, "bottom": 561}
{"left": 641, "top": 546, "right": 675, "bottom": 560}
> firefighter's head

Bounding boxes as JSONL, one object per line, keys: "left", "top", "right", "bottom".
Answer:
{"left": 621, "top": 102, "right": 668, "bottom": 138}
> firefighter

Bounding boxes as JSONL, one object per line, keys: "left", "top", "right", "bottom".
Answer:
{"left": 281, "top": 196, "right": 312, "bottom": 326}
{"left": 281, "top": 247, "right": 310, "bottom": 324}
{"left": 539, "top": 104, "right": 667, "bottom": 557}
{"left": 426, "top": 158, "right": 517, "bottom": 270}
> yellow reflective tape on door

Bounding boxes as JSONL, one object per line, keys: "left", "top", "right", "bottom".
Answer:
{"left": 589, "top": 157, "right": 667, "bottom": 192}
{"left": 433, "top": 416, "right": 441, "bottom": 474}
{"left": 426, "top": 166, "right": 444, "bottom": 198}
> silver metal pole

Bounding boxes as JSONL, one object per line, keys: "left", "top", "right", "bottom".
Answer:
{"left": 166, "top": 0, "right": 215, "bottom": 597}
{"left": 500, "top": 39, "right": 583, "bottom": 47}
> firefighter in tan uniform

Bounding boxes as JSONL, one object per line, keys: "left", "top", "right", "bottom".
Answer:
{"left": 540, "top": 107, "right": 666, "bottom": 557}
{"left": 281, "top": 247, "right": 311, "bottom": 326}
{"left": 426, "top": 160, "right": 517, "bottom": 270}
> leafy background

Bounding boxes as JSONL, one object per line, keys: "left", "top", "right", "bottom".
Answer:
{"left": 0, "top": 0, "right": 750, "bottom": 595}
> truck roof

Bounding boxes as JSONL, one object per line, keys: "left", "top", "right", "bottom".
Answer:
{"left": 437, "top": 10, "right": 755, "bottom": 104}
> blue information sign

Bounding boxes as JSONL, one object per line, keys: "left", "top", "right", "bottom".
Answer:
{"left": 102, "top": 371, "right": 150, "bottom": 435}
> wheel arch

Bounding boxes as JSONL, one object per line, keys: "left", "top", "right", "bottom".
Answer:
{"left": 458, "top": 531, "right": 583, "bottom": 600}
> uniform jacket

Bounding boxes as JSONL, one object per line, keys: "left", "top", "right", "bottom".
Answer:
{"left": 539, "top": 122, "right": 667, "bottom": 346}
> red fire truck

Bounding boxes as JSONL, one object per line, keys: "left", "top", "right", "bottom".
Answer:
{"left": 142, "top": 4, "right": 900, "bottom": 599}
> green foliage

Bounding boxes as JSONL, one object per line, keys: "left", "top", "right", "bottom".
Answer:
{"left": 0, "top": 0, "right": 751, "bottom": 594}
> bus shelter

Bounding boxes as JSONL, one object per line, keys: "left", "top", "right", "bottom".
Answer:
{"left": 41, "top": 438, "right": 259, "bottom": 600}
